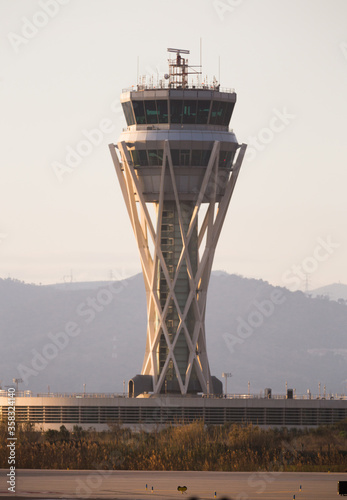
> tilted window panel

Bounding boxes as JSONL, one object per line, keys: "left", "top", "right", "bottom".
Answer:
{"left": 122, "top": 101, "right": 135, "bottom": 126}
{"left": 144, "top": 100, "right": 158, "bottom": 124}
{"left": 183, "top": 100, "right": 197, "bottom": 124}
{"left": 209, "top": 101, "right": 234, "bottom": 126}
{"left": 224, "top": 102, "right": 235, "bottom": 126}
{"left": 197, "top": 100, "right": 211, "bottom": 124}
{"left": 219, "top": 150, "right": 233, "bottom": 169}
{"left": 157, "top": 100, "right": 168, "bottom": 123}
{"left": 132, "top": 100, "right": 146, "bottom": 124}
{"left": 170, "top": 100, "right": 183, "bottom": 124}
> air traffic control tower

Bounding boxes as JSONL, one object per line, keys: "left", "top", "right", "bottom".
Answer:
{"left": 109, "top": 49, "right": 247, "bottom": 397}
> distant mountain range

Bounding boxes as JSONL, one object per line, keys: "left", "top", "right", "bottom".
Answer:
{"left": 310, "top": 283, "right": 347, "bottom": 302}
{"left": 0, "top": 273, "right": 346, "bottom": 396}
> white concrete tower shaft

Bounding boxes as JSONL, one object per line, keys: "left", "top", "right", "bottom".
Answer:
{"left": 109, "top": 50, "right": 246, "bottom": 396}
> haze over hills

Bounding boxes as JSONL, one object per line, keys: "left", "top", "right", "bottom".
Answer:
{"left": 310, "top": 283, "right": 347, "bottom": 302}
{"left": 0, "top": 273, "right": 346, "bottom": 396}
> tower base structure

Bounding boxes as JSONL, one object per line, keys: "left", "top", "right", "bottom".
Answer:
{"left": 128, "top": 374, "right": 223, "bottom": 398}
{"left": 110, "top": 140, "right": 246, "bottom": 397}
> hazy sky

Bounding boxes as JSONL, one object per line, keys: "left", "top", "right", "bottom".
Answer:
{"left": 1, "top": 0, "right": 346, "bottom": 290}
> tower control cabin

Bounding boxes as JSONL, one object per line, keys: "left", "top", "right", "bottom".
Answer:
{"left": 109, "top": 49, "right": 247, "bottom": 397}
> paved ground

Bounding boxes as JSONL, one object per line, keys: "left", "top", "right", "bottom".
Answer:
{"left": 0, "top": 470, "right": 345, "bottom": 499}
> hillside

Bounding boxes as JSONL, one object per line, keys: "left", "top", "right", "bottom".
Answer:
{"left": 310, "top": 283, "right": 347, "bottom": 302}
{"left": 0, "top": 273, "right": 346, "bottom": 395}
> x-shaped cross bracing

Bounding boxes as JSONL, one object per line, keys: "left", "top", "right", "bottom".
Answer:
{"left": 109, "top": 140, "right": 246, "bottom": 394}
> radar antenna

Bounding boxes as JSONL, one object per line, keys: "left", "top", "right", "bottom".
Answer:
{"left": 167, "top": 48, "right": 201, "bottom": 89}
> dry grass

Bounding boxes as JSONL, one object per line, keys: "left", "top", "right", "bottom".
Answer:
{"left": 0, "top": 419, "right": 346, "bottom": 471}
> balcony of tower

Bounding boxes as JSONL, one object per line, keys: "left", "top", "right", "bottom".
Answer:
{"left": 118, "top": 87, "right": 240, "bottom": 204}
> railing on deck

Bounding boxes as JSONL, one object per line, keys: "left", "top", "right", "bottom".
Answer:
{"left": 0, "top": 390, "right": 345, "bottom": 400}
{"left": 122, "top": 83, "right": 235, "bottom": 93}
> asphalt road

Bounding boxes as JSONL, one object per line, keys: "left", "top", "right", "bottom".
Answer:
{"left": 0, "top": 470, "right": 345, "bottom": 499}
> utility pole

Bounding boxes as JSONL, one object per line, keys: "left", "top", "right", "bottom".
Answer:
{"left": 222, "top": 373, "right": 232, "bottom": 397}
{"left": 12, "top": 378, "right": 23, "bottom": 392}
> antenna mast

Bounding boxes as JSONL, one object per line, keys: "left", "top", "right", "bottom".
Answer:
{"left": 167, "top": 48, "right": 201, "bottom": 89}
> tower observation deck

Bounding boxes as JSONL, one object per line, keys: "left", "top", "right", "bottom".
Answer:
{"left": 109, "top": 49, "right": 247, "bottom": 397}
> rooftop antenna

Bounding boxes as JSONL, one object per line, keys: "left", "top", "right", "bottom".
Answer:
{"left": 12, "top": 378, "right": 23, "bottom": 392}
{"left": 218, "top": 55, "right": 221, "bottom": 84}
{"left": 137, "top": 56, "right": 139, "bottom": 85}
{"left": 167, "top": 48, "right": 201, "bottom": 89}
{"left": 167, "top": 48, "right": 190, "bottom": 89}
{"left": 222, "top": 372, "right": 232, "bottom": 396}
{"left": 200, "top": 38, "right": 202, "bottom": 85}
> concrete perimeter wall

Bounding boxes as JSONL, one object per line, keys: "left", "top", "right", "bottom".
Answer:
{"left": 1, "top": 394, "right": 346, "bottom": 431}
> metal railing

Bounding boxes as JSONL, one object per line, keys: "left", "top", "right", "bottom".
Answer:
{"left": 0, "top": 390, "right": 346, "bottom": 400}
{"left": 122, "top": 83, "right": 235, "bottom": 93}
{"left": 0, "top": 391, "right": 127, "bottom": 398}
{"left": 223, "top": 393, "right": 347, "bottom": 400}
{"left": 36, "top": 392, "right": 127, "bottom": 398}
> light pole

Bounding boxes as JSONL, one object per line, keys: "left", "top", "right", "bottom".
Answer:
{"left": 12, "top": 378, "right": 23, "bottom": 392}
{"left": 222, "top": 373, "right": 232, "bottom": 397}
